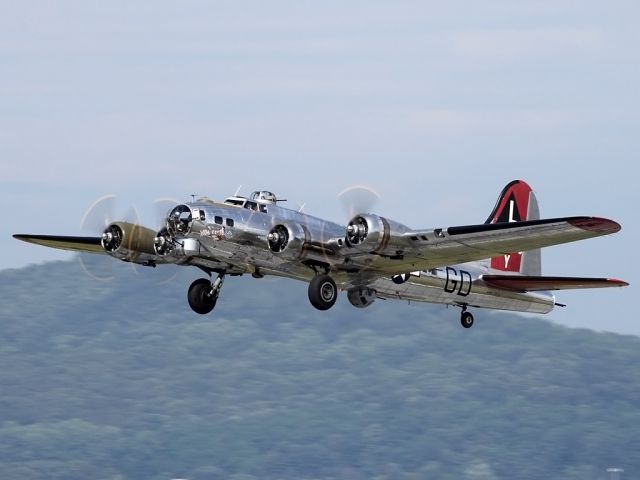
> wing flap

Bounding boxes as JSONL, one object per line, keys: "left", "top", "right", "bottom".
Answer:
{"left": 13, "top": 234, "right": 104, "bottom": 254}
{"left": 482, "top": 275, "right": 629, "bottom": 292}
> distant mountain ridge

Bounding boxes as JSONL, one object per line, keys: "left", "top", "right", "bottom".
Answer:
{"left": 0, "top": 257, "right": 638, "bottom": 480}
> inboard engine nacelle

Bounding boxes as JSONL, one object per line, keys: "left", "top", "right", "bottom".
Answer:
{"left": 267, "top": 222, "right": 310, "bottom": 258}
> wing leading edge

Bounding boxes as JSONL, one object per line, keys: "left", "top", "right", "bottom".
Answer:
{"left": 482, "top": 275, "right": 629, "bottom": 292}
{"left": 13, "top": 234, "right": 104, "bottom": 254}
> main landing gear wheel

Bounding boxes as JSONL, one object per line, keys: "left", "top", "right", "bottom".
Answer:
{"left": 308, "top": 274, "right": 338, "bottom": 311}
{"left": 188, "top": 278, "right": 218, "bottom": 315}
{"left": 460, "top": 311, "right": 474, "bottom": 329}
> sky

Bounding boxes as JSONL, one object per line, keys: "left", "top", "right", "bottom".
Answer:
{"left": 1, "top": 1, "right": 638, "bottom": 334}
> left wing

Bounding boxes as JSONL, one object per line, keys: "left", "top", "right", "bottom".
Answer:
{"left": 342, "top": 216, "right": 621, "bottom": 274}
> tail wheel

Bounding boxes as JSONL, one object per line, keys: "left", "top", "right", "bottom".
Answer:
{"left": 461, "top": 311, "right": 474, "bottom": 328}
{"left": 188, "top": 278, "right": 217, "bottom": 315}
{"left": 308, "top": 274, "right": 338, "bottom": 311}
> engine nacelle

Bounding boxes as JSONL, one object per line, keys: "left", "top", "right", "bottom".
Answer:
{"left": 345, "top": 214, "right": 411, "bottom": 255}
{"left": 267, "top": 222, "right": 310, "bottom": 258}
{"left": 101, "top": 222, "right": 158, "bottom": 263}
{"left": 346, "top": 214, "right": 386, "bottom": 252}
{"left": 154, "top": 227, "right": 173, "bottom": 256}
{"left": 347, "top": 287, "right": 376, "bottom": 308}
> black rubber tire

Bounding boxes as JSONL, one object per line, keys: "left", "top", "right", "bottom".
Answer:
{"left": 187, "top": 278, "right": 217, "bottom": 315}
{"left": 308, "top": 274, "right": 338, "bottom": 311}
{"left": 461, "top": 311, "right": 474, "bottom": 328}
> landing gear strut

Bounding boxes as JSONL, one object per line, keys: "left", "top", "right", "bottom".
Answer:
{"left": 460, "top": 306, "right": 474, "bottom": 328}
{"left": 188, "top": 273, "right": 225, "bottom": 315}
{"left": 308, "top": 274, "right": 338, "bottom": 311}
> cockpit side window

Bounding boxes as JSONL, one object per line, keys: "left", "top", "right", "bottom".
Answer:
{"left": 244, "top": 201, "right": 258, "bottom": 211}
{"left": 224, "top": 198, "right": 245, "bottom": 206}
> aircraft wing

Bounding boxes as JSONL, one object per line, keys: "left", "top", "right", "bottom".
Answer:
{"left": 344, "top": 216, "right": 621, "bottom": 274}
{"left": 481, "top": 275, "right": 629, "bottom": 292}
{"left": 13, "top": 234, "right": 105, "bottom": 254}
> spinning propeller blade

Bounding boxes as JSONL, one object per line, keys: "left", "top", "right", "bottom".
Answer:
{"left": 337, "top": 185, "right": 380, "bottom": 220}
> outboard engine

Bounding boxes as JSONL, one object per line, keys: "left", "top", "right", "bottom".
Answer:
{"left": 101, "top": 222, "right": 158, "bottom": 262}
{"left": 346, "top": 214, "right": 387, "bottom": 251}
{"left": 345, "top": 214, "right": 411, "bottom": 255}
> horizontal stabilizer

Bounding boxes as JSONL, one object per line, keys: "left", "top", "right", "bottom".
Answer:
{"left": 482, "top": 275, "right": 628, "bottom": 292}
{"left": 13, "top": 234, "right": 104, "bottom": 254}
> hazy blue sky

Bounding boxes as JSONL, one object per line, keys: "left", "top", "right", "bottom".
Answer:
{"left": 1, "top": 2, "right": 637, "bottom": 334}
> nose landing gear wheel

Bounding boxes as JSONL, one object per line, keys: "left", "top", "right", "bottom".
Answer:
{"left": 188, "top": 278, "right": 218, "bottom": 314}
{"left": 308, "top": 274, "right": 338, "bottom": 311}
{"left": 461, "top": 311, "right": 474, "bottom": 328}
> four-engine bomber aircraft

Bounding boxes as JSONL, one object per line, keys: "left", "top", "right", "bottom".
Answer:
{"left": 14, "top": 180, "right": 628, "bottom": 328}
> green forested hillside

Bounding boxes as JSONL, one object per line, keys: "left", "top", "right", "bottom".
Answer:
{"left": 0, "top": 257, "right": 638, "bottom": 480}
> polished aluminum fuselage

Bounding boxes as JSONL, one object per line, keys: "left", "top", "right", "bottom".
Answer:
{"left": 167, "top": 198, "right": 555, "bottom": 315}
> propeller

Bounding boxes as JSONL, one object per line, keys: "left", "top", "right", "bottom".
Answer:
{"left": 79, "top": 194, "right": 117, "bottom": 233}
{"left": 337, "top": 185, "right": 380, "bottom": 220}
{"left": 78, "top": 194, "right": 120, "bottom": 281}
{"left": 149, "top": 197, "right": 181, "bottom": 284}
{"left": 78, "top": 195, "right": 142, "bottom": 281}
{"left": 152, "top": 197, "right": 180, "bottom": 231}
{"left": 287, "top": 184, "right": 382, "bottom": 263}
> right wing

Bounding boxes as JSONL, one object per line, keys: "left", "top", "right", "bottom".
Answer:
{"left": 13, "top": 232, "right": 230, "bottom": 270}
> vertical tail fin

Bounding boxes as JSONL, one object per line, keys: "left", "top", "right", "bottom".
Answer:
{"left": 485, "top": 180, "right": 542, "bottom": 275}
